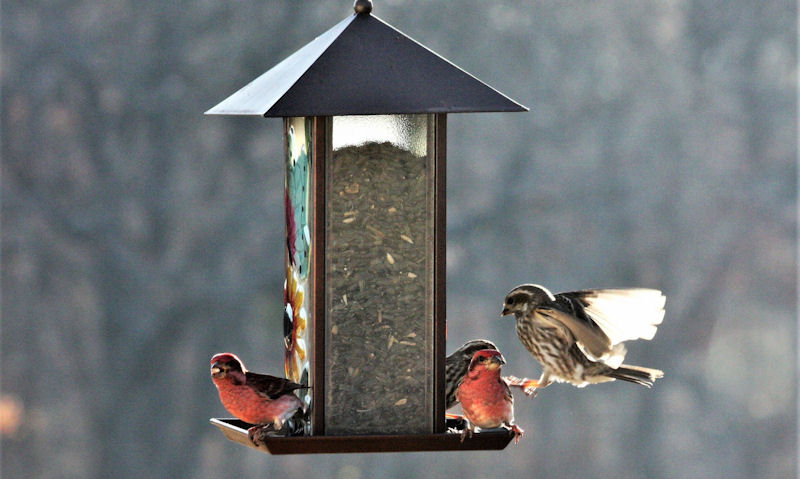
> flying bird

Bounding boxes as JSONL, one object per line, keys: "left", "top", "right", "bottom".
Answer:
{"left": 210, "top": 353, "right": 308, "bottom": 445}
{"left": 502, "top": 284, "right": 665, "bottom": 396}
{"left": 456, "top": 349, "right": 523, "bottom": 443}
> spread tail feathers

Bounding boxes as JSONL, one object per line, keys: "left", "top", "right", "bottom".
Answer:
{"left": 608, "top": 364, "right": 664, "bottom": 387}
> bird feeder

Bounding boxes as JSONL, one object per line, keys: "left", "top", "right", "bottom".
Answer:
{"left": 207, "top": 0, "right": 526, "bottom": 454}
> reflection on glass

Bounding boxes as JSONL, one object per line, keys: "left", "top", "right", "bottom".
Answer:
{"left": 325, "top": 115, "right": 435, "bottom": 435}
{"left": 331, "top": 115, "right": 428, "bottom": 157}
{"left": 284, "top": 117, "right": 312, "bottom": 433}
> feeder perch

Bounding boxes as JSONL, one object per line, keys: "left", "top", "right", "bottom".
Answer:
{"left": 207, "top": 1, "right": 527, "bottom": 453}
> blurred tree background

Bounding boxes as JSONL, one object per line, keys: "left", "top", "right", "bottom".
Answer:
{"left": 2, "top": 1, "right": 796, "bottom": 478}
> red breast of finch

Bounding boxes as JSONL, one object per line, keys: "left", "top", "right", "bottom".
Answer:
{"left": 456, "top": 349, "right": 523, "bottom": 444}
{"left": 210, "top": 353, "right": 308, "bottom": 444}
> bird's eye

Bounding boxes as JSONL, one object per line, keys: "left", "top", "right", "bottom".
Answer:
{"left": 478, "top": 356, "right": 487, "bottom": 362}
{"left": 507, "top": 297, "right": 515, "bottom": 305}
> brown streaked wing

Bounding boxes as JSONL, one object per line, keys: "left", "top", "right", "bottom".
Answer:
{"left": 535, "top": 307, "right": 613, "bottom": 361}
{"left": 245, "top": 372, "right": 306, "bottom": 400}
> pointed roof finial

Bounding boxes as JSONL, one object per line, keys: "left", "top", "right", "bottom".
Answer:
{"left": 354, "top": 0, "right": 372, "bottom": 15}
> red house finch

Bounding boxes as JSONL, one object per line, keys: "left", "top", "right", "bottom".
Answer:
{"left": 446, "top": 339, "right": 542, "bottom": 411}
{"left": 210, "top": 353, "right": 308, "bottom": 445}
{"left": 456, "top": 349, "right": 523, "bottom": 443}
{"left": 445, "top": 339, "right": 498, "bottom": 410}
{"left": 502, "top": 284, "right": 665, "bottom": 396}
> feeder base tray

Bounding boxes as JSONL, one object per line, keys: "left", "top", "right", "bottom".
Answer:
{"left": 210, "top": 418, "right": 515, "bottom": 454}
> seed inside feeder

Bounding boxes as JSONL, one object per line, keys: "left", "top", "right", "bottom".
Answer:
{"left": 325, "top": 140, "right": 434, "bottom": 435}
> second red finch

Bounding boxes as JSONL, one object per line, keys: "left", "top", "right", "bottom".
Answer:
{"left": 210, "top": 353, "right": 308, "bottom": 445}
{"left": 456, "top": 349, "right": 523, "bottom": 443}
{"left": 445, "top": 339, "right": 498, "bottom": 410}
{"left": 446, "top": 339, "right": 539, "bottom": 411}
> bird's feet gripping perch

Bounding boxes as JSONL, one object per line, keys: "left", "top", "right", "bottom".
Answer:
{"left": 459, "top": 420, "right": 474, "bottom": 443}
{"left": 247, "top": 424, "right": 275, "bottom": 447}
{"left": 457, "top": 421, "right": 524, "bottom": 444}
{"left": 508, "top": 424, "right": 524, "bottom": 444}
{"left": 247, "top": 415, "right": 308, "bottom": 446}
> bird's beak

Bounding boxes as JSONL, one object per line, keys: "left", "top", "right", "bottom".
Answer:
{"left": 210, "top": 361, "right": 224, "bottom": 378}
{"left": 501, "top": 306, "right": 510, "bottom": 316}
{"left": 487, "top": 354, "right": 505, "bottom": 369}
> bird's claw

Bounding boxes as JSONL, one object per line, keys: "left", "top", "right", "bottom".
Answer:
{"left": 505, "top": 376, "right": 544, "bottom": 398}
{"left": 522, "top": 379, "right": 552, "bottom": 398}
{"left": 247, "top": 425, "right": 274, "bottom": 447}
{"left": 250, "top": 417, "right": 307, "bottom": 445}
{"left": 523, "top": 385, "right": 539, "bottom": 398}
{"left": 459, "top": 427, "right": 473, "bottom": 443}
{"left": 509, "top": 424, "right": 524, "bottom": 444}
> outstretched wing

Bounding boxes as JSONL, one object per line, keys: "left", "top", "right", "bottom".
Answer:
{"left": 551, "top": 288, "right": 665, "bottom": 368}
{"left": 560, "top": 289, "right": 665, "bottom": 344}
{"left": 245, "top": 372, "right": 307, "bottom": 400}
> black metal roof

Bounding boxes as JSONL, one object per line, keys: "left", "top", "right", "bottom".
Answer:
{"left": 206, "top": 12, "right": 528, "bottom": 117}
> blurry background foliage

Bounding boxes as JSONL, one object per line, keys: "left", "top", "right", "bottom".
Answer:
{"left": 2, "top": 1, "right": 796, "bottom": 478}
